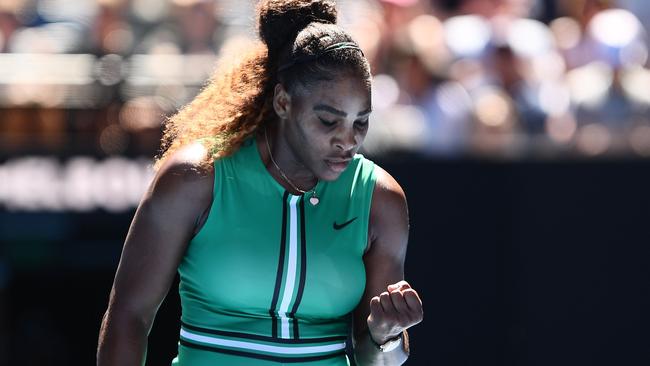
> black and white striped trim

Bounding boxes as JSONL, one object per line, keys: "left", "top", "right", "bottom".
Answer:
{"left": 179, "top": 323, "right": 347, "bottom": 362}
{"left": 269, "top": 192, "right": 309, "bottom": 339}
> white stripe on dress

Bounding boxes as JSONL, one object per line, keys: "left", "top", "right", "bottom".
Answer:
{"left": 278, "top": 195, "right": 300, "bottom": 338}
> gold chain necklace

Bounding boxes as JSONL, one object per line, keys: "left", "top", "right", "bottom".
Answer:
{"left": 264, "top": 129, "right": 320, "bottom": 206}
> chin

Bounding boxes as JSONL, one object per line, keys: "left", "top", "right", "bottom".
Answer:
{"left": 318, "top": 161, "right": 351, "bottom": 181}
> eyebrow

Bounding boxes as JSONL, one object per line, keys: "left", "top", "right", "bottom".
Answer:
{"left": 314, "top": 104, "right": 372, "bottom": 118}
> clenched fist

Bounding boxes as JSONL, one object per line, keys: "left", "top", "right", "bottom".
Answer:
{"left": 367, "top": 280, "right": 423, "bottom": 345}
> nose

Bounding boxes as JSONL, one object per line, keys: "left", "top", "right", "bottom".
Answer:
{"left": 334, "top": 128, "right": 357, "bottom": 152}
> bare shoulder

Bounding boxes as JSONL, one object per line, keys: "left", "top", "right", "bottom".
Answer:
{"left": 372, "top": 165, "right": 406, "bottom": 209}
{"left": 368, "top": 164, "right": 409, "bottom": 251}
{"left": 135, "top": 142, "right": 215, "bottom": 238}
{"left": 148, "top": 142, "right": 214, "bottom": 206}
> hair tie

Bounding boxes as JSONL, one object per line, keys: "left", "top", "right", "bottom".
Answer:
{"left": 278, "top": 42, "right": 364, "bottom": 72}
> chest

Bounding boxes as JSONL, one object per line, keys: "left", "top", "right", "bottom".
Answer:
{"left": 181, "top": 186, "right": 368, "bottom": 320}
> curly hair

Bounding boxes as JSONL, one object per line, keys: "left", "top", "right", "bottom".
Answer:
{"left": 154, "top": 0, "right": 371, "bottom": 170}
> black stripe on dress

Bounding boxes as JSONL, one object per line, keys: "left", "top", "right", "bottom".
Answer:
{"left": 181, "top": 321, "right": 347, "bottom": 344}
{"left": 269, "top": 191, "right": 290, "bottom": 338}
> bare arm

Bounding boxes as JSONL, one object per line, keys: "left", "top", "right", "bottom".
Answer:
{"left": 97, "top": 144, "right": 213, "bottom": 366}
{"left": 353, "top": 166, "right": 423, "bottom": 366}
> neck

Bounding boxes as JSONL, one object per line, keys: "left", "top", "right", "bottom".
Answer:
{"left": 261, "top": 127, "right": 317, "bottom": 193}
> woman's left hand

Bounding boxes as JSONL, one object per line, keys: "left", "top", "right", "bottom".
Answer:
{"left": 366, "top": 280, "right": 423, "bottom": 344}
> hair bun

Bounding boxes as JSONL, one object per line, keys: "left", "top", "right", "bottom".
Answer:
{"left": 258, "top": 0, "right": 337, "bottom": 53}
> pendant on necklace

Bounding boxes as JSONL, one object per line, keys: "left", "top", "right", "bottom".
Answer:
{"left": 309, "top": 196, "right": 320, "bottom": 206}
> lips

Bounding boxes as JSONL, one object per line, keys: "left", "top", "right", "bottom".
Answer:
{"left": 325, "top": 158, "right": 352, "bottom": 173}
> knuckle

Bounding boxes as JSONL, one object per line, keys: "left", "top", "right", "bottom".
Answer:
{"left": 403, "top": 289, "right": 416, "bottom": 296}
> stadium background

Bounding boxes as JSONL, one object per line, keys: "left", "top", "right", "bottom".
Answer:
{"left": 1, "top": 0, "right": 650, "bottom": 364}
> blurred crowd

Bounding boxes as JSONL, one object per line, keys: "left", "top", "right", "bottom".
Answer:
{"left": 1, "top": 0, "right": 650, "bottom": 159}
{"left": 356, "top": 0, "right": 650, "bottom": 158}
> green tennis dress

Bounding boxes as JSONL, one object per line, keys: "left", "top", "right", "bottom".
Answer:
{"left": 171, "top": 137, "right": 377, "bottom": 365}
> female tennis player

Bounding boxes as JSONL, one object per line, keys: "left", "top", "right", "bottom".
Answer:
{"left": 97, "top": 1, "right": 422, "bottom": 365}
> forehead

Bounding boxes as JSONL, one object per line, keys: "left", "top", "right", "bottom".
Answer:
{"left": 293, "top": 75, "right": 371, "bottom": 110}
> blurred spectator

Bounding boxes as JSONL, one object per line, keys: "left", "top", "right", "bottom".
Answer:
{"left": 92, "top": 0, "right": 134, "bottom": 55}
{"left": 171, "top": 0, "right": 222, "bottom": 54}
{"left": 564, "top": 8, "right": 650, "bottom": 154}
{"left": 0, "top": 6, "right": 21, "bottom": 53}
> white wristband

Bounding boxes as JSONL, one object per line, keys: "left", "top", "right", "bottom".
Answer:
{"left": 378, "top": 333, "right": 403, "bottom": 353}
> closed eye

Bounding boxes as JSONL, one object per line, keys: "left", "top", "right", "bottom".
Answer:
{"left": 319, "top": 117, "right": 336, "bottom": 127}
{"left": 354, "top": 119, "right": 369, "bottom": 129}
